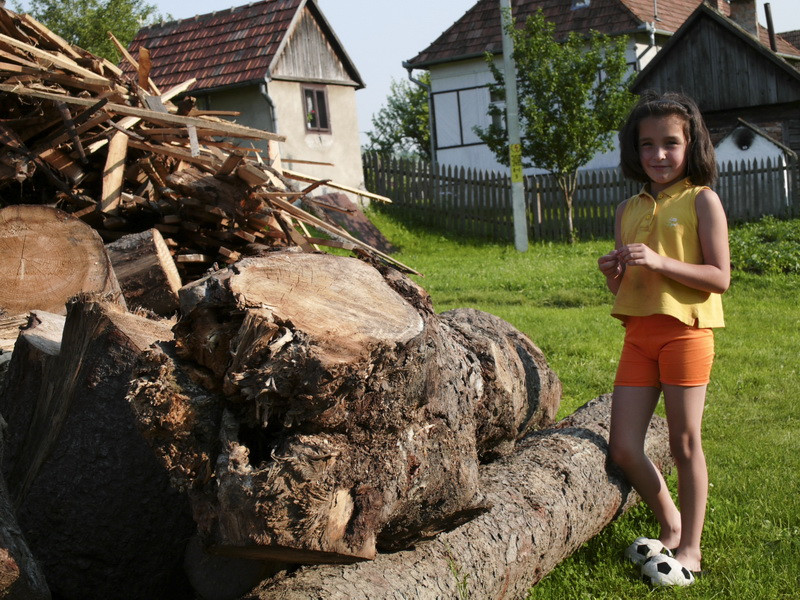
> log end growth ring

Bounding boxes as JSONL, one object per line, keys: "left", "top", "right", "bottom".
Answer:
{"left": 0, "top": 205, "right": 117, "bottom": 315}
{"left": 228, "top": 254, "right": 424, "bottom": 362}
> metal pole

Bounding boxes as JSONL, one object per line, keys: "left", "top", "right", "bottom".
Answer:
{"left": 499, "top": 0, "right": 528, "bottom": 251}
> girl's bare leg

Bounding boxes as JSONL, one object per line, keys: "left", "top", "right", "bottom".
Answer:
{"left": 609, "top": 386, "right": 682, "bottom": 549}
{"left": 662, "top": 383, "right": 708, "bottom": 572}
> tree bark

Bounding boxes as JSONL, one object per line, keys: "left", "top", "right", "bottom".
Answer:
{"left": 243, "top": 395, "right": 673, "bottom": 600}
{"left": 440, "top": 308, "right": 561, "bottom": 461}
{"left": 0, "top": 205, "right": 125, "bottom": 316}
{"left": 0, "top": 298, "right": 197, "bottom": 600}
{"left": 105, "top": 228, "right": 182, "bottom": 316}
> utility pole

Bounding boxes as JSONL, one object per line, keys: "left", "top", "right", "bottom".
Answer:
{"left": 499, "top": 0, "right": 528, "bottom": 252}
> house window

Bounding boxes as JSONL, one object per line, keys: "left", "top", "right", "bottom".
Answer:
{"left": 571, "top": 0, "right": 590, "bottom": 8}
{"left": 303, "top": 86, "right": 330, "bottom": 133}
{"left": 431, "top": 86, "right": 493, "bottom": 150}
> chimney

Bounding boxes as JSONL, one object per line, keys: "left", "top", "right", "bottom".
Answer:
{"left": 728, "top": 0, "right": 759, "bottom": 38}
{"left": 704, "top": 0, "right": 729, "bottom": 12}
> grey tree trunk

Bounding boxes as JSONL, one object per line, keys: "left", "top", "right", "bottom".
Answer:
{"left": 243, "top": 395, "right": 672, "bottom": 599}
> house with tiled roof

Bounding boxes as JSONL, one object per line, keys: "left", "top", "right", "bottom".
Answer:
{"left": 404, "top": 0, "right": 800, "bottom": 173}
{"left": 633, "top": 2, "right": 800, "bottom": 157}
{"left": 127, "top": 0, "right": 366, "bottom": 192}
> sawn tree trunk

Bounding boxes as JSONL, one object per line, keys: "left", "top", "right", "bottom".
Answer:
{"left": 243, "top": 395, "right": 673, "bottom": 599}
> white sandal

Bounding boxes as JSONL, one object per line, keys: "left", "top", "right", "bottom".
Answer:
{"left": 624, "top": 536, "right": 674, "bottom": 566}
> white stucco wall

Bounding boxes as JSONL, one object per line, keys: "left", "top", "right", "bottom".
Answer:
{"left": 269, "top": 79, "right": 365, "bottom": 194}
{"left": 425, "top": 32, "right": 660, "bottom": 175}
{"left": 715, "top": 130, "right": 788, "bottom": 164}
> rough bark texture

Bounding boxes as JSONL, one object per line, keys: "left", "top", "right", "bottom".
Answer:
{"left": 0, "top": 205, "right": 125, "bottom": 316}
{"left": 0, "top": 416, "right": 50, "bottom": 600}
{"left": 440, "top": 308, "right": 561, "bottom": 461}
{"left": 243, "top": 395, "right": 673, "bottom": 600}
{"left": 0, "top": 299, "right": 196, "bottom": 600}
{"left": 170, "top": 252, "right": 488, "bottom": 562}
{"left": 105, "top": 228, "right": 182, "bottom": 316}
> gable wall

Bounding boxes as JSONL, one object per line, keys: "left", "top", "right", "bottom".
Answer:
{"left": 271, "top": 8, "right": 358, "bottom": 86}
{"left": 636, "top": 18, "right": 800, "bottom": 111}
{"left": 426, "top": 34, "right": 649, "bottom": 173}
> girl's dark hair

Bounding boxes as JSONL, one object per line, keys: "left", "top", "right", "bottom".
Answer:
{"left": 619, "top": 90, "right": 717, "bottom": 186}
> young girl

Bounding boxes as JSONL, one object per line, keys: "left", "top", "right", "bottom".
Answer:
{"left": 597, "top": 90, "right": 730, "bottom": 582}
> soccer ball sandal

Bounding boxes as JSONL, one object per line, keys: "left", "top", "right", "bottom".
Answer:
{"left": 624, "top": 536, "right": 674, "bottom": 566}
{"left": 640, "top": 554, "right": 696, "bottom": 587}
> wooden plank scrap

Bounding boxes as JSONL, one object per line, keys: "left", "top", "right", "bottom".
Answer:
{"left": 108, "top": 31, "right": 160, "bottom": 96}
{"left": 215, "top": 152, "right": 244, "bottom": 177}
{"left": 101, "top": 131, "right": 129, "bottom": 213}
{"left": 18, "top": 13, "right": 82, "bottom": 60}
{"left": 282, "top": 168, "right": 392, "bottom": 203}
{"left": 0, "top": 33, "right": 113, "bottom": 87}
{"left": 0, "top": 84, "right": 285, "bottom": 143}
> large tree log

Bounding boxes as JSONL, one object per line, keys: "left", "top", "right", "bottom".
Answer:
{"left": 0, "top": 205, "right": 125, "bottom": 316}
{"left": 244, "top": 395, "right": 673, "bottom": 599}
{"left": 144, "top": 252, "right": 560, "bottom": 567}
{"left": 0, "top": 299, "right": 198, "bottom": 600}
{"left": 105, "top": 228, "right": 182, "bottom": 316}
{"left": 440, "top": 308, "right": 561, "bottom": 461}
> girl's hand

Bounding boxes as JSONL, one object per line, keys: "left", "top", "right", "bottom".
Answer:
{"left": 598, "top": 249, "right": 623, "bottom": 278}
{"left": 618, "top": 243, "right": 662, "bottom": 270}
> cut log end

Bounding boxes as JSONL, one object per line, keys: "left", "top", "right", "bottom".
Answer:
{"left": 0, "top": 205, "right": 124, "bottom": 315}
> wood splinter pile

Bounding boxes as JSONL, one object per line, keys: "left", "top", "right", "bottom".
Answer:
{"left": 0, "top": 5, "right": 411, "bottom": 288}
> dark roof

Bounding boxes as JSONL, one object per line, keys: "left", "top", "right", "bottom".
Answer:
{"left": 126, "top": 0, "right": 362, "bottom": 93}
{"left": 406, "top": 0, "right": 800, "bottom": 68}
{"left": 778, "top": 29, "right": 800, "bottom": 52}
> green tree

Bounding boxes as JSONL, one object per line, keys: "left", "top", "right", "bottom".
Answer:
{"left": 475, "top": 9, "right": 635, "bottom": 242}
{"left": 14, "top": 0, "right": 166, "bottom": 61}
{"left": 366, "top": 73, "right": 430, "bottom": 160}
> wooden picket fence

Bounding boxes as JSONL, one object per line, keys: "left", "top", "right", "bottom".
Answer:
{"left": 362, "top": 152, "right": 799, "bottom": 243}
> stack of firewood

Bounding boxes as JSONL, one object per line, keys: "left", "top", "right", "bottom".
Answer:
{"left": 0, "top": 6, "right": 409, "bottom": 287}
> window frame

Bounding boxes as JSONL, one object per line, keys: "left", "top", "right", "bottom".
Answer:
{"left": 302, "top": 85, "right": 331, "bottom": 134}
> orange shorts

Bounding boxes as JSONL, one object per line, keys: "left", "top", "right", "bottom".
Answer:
{"left": 614, "top": 314, "right": 715, "bottom": 388}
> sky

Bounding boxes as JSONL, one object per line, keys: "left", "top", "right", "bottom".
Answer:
{"left": 12, "top": 0, "right": 800, "bottom": 142}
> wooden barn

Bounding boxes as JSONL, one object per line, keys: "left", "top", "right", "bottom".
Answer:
{"left": 632, "top": 1, "right": 800, "bottom": 160}
{"left": 126, "top": 0, "right": 366, "bottom": 193}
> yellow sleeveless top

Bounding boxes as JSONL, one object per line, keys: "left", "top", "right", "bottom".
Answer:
{"left": 611, "top": 178, "right": 725, "bottom": 328}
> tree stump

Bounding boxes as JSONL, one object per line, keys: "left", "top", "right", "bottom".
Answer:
{"left": 0, "top": 205, "right": 125, "bottom": 316}
{"left": 243, "top": 395, "right": 674, "bottom": 599}
{"left": 106, "top": 228, "right": 182, "bottom": 316}
{"left": 168, "top": 252, "right": 490, "bottom": 562}
{"left": 0, "top": 298, "right": 197, "bottom": 600}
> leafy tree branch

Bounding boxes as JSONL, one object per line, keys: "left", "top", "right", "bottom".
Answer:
{"left": 475, "top": 9, "right": 635, "bottom": 242}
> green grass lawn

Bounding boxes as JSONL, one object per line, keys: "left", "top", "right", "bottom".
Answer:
{"left": 367, "top": 209, "right": 800, "bottom": 599}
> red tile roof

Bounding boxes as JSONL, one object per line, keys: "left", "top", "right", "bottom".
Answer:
{"left": 126, "top": 0, "right": 303, "bottom": 92}
{"left": 406, "top": 0, "right": 799, "bottom": 67}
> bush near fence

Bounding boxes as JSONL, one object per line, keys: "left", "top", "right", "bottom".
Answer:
{"left": 363, "top": 151, "right": 800, "bottom": 243}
